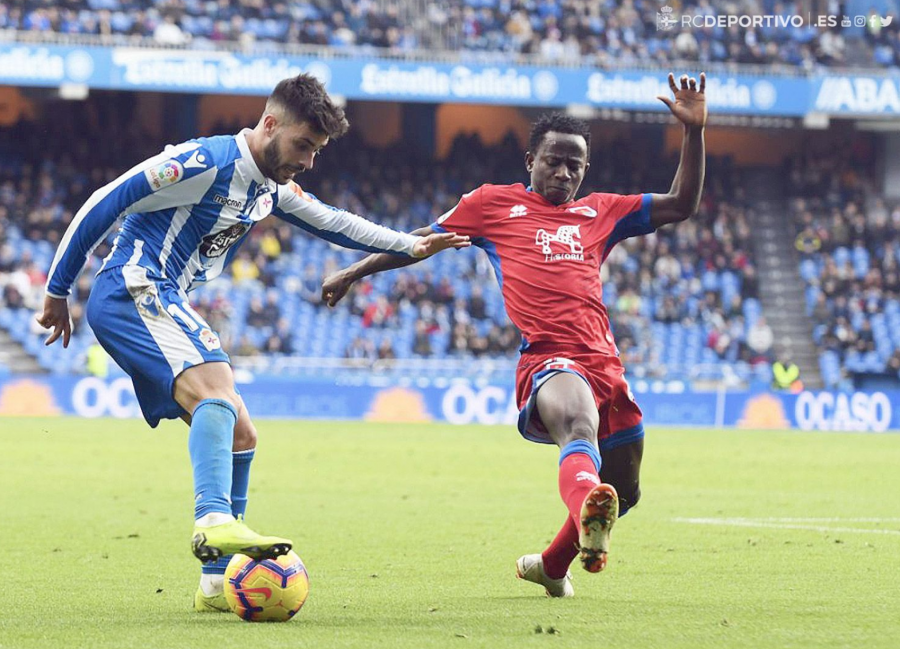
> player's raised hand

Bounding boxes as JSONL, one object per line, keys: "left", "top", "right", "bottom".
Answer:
{"left": 658, "top": 72, "right": 707, "bottom": 128}
{"left": 411, "top": 231, "right": 471, "bottom": 258}
{"left": 36, "top": 294, "right": 73, "bottom": 348}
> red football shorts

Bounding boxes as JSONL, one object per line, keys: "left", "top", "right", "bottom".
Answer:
{"left": 515, "top": 345, "right": 644, "bottom": 448}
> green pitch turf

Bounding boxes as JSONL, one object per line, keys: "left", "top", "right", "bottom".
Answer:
{"left": 2, "top": 418, "right": 899, "bottom": 649}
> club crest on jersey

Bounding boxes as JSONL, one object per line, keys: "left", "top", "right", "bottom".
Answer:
{"left": 535, "top": 225, "right": 584, "bottom": 262}
{"left": 509, "top": 204, "right": 527, "bottom": 218}
{"left": 200, "top": 223, "right": 250, "bottom": 258}
{"left": 198, "top": 328, "right": 221, "bottom": 351}
{"left": 567, "top": 205, "right": 598, "bottom": 218}
{"left": 144, "top": 160, "right": 184, "bottom": 192}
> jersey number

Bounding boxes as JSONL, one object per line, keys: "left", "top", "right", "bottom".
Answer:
{"left": 167, "top": 302, "right": 210, "bottom": 332}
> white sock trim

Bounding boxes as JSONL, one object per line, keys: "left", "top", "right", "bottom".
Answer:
{"left": 199, "top": 574, "right": 224, "bottom": 596}
{"left": 195, "top": 512, "right": 235, "bottom": 527}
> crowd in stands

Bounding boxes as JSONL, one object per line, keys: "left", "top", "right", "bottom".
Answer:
{"left": 0, "top": 96, "right": 767, "bottom": 383}
{"left": 3, "top": 0, "right": 900, "bottom": 70}
{"left": 789, "top": 144, "right": 900, "bottom": 388}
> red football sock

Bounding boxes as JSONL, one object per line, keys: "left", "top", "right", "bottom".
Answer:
{"left": 558, "top": 452, "right": 601, "bottom": 528}
{"left": 541, "top": 517, "right": 579, "bottom": 579}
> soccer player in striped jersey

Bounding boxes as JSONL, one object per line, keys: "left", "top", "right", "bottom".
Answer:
{"left": 36, "top": 74, "right": 469, "bottom": 612}
{"left": 322, "top": 73, "right": 706, "bottom": 597}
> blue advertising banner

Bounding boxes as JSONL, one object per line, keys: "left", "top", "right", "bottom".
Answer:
{"left": 1, "top": 43, "right": 889, "bottom": 116}
{"left": 0, "top": 374, "right": 897, "bottom": 433}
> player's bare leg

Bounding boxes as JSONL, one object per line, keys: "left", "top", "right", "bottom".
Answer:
{"left": 174, "top": 362, "right": 291, "bottom": 566}
{"left": 535, "top": 372, "right": 618, "bottom": 574}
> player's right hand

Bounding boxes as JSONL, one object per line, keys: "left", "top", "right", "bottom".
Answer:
{"left": 36, "top": 295, "right": 73, "bottom": 348}
{"left": 411, "top": 232, "right": 470, "bottom": 258}
{"left": 321, "top": 270, "right": 355, "bottom": 308}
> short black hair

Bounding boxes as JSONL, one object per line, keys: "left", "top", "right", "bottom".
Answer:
{"left": 268, "top": 73, "right": 349, "bottom": 139}
{"left": 528, "top": 112, "right": 591, "bottom": 156}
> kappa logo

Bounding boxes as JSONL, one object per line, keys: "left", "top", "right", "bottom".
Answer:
{"left": 567, "top": 205, "right": 597, "bottom": 218}
{"left": 575, "top": 471, "right": 601, "bottom": 485}
{"left": 535, "top": 225, "right": 584, "bottom": 262}
{"left": 184, "top": 150, "right": 207, "bottom": 169}
{"left": 509, "top": 204, "right": 528, "bottom": 218}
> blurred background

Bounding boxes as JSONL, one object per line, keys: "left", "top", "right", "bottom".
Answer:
{"left": 1, "top": 0, "right": 899, "bottom": 430}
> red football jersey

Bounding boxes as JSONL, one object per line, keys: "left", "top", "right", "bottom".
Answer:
{"left": 432, "top": 183, "right": 654, "bottom": 355}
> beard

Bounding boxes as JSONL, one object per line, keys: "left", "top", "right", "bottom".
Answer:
{"left": 261, "top": 135, "right": 283, "bottom": 180}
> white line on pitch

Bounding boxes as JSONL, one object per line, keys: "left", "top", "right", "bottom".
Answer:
{"left": 672, "top": 518, "right": 900, "bottom": 536}
{"left": 750, "top": 517, "right": 900, "bottom": 523}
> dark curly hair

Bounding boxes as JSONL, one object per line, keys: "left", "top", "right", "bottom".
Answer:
{"left": 268, "top": 74, "right": 349, "bottom": 139}
{"left": 528, "top": 112, "right": 591, "bottom": 158}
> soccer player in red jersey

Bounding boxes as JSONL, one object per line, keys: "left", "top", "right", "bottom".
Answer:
{"left": 322, "top": 73, "right": 707, "bottom": 597}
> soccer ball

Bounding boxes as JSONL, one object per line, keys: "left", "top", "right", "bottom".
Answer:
{"left": 224, "top": 551, "right": 310, "bottom": 622}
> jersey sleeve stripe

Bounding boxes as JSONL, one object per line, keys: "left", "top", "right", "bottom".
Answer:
{"left": 601, "top": 194, "right": 654, "bottom": 263}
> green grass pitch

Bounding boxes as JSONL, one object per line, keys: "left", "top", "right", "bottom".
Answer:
{"left": 2, "top": 417, "right": 899, "bottom": 649}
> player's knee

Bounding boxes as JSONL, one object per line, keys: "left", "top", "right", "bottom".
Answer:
{"left": 233, "top": 418, "right": 257, "bottom": 451}
{"left": 563, "top": 411, "right": 599, "bottom": 443}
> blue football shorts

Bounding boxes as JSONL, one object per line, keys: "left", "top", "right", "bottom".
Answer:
{"left": 86, "top": 265, "right": 230, "bottom": 427}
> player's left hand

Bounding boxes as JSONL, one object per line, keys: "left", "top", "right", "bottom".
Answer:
{"left": 36, "top": 294, "right": 73, "bottom": 348}
{"left": 658, "top": 72, "right": 707, "bottom": 128}
{"left": 411, "top": 231, "right": 471, "bottom": 258}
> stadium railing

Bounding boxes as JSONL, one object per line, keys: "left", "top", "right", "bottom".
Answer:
{"left": 5, "top": 30, "right": 893, "bottom": 77}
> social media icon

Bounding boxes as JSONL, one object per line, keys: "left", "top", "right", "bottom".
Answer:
{"left": 855, "top": 15, "right": 867, "bottom": 26}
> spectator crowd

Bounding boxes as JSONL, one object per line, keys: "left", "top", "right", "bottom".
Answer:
{"left": 3, "top": 0, "right": 900, "bottom": 70}
{"left": 788, "top": 144, "right": 900, "bottom": 388}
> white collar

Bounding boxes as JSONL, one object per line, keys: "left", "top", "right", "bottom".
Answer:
{"left": 236, "top": 129, "right": 267, "bottom": 184}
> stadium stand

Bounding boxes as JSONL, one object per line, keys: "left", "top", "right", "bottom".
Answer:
{"left": 789, "top": 144, "right": 900, "bottom": 389}
{"left": 0, "top": 98, "right": 765, "bottom": 384}
{"left": 2, "top": 0, "right": 900, "bottom": 69}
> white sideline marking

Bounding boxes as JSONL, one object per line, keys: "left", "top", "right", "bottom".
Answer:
{"left": 672, "top": 517, "right": 900, "bottom": 536}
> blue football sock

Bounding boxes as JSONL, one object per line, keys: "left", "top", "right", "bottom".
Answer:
{"left": 558, "top": 439, "right": 602, "bottom": 473}
{"left": 231, "top": 448, "right": 255, "bottom": 519}
{"left": 201, "top": 555, "right": 232, "bottom": 576}
{"left": 189, "top": 399, "right": 237, "bottom": 520}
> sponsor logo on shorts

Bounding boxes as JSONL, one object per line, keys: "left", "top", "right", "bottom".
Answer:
{"left": 144, "top": 160, "right": 183, "bottom": 192}
{"left": 199, "top": 223, "right": 250, "bottom": 258}
{"left": 213, "top": 194, "right": 244, "bottom": 210}
{"left": 544, "top": 357, "right": 576, "bottom": 370}
{"left": 198, "top": 328, "right": 221, "bottom": 351}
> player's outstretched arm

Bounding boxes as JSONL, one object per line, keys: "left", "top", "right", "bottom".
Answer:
{"left": 321, "top": 225, "right": 438, "bottom": 307}
{"left": 650, "top": 72, "right": 707, "bottom": 228}
{"left": 275, "top": 183, "right": 469, "bottom": 258}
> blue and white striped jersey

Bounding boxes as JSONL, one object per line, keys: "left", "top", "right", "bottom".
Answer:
{"left": 46, "top": 130, "right": 419, "bottom": 298}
